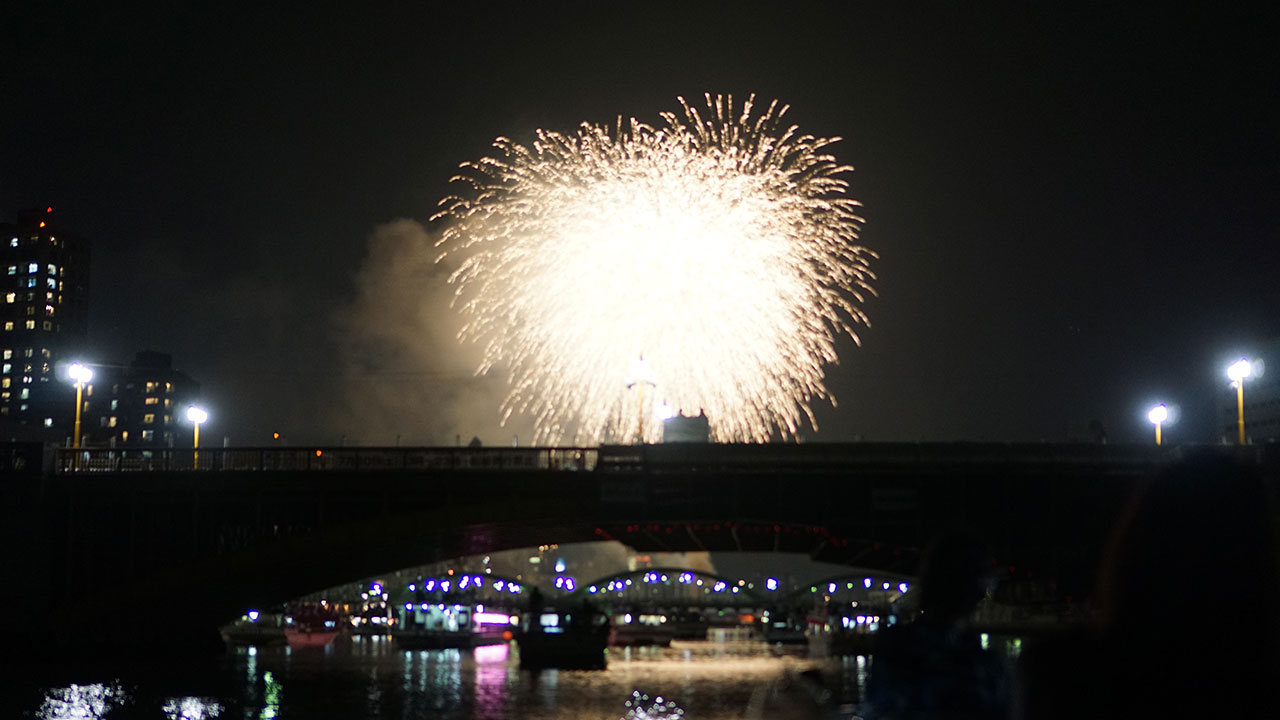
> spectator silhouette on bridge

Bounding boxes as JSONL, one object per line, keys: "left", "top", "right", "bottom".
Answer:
{"left": 1014, "top": 452, "right": 1280, "bottom": 719}
{"left": 862, "top": 530, "right": 1010, "bottom": 720}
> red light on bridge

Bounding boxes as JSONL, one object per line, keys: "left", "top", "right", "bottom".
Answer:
{"left": 46, "top": 207, "right": 52, "bottom": 213}
{"left": 315, "top": 449, "right": 322, "bottom": 457}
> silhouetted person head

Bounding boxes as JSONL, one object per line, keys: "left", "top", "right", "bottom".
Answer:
{"left": 918, "top": 530, "right": 995, "bottom": 622}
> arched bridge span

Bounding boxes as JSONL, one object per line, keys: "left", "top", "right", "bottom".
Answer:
{"left": 8, "top": 441, "right": 1265, "bottom": 662}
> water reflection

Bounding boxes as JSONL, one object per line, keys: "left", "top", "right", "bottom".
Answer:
{"left": 160, "top": 696, "right": 224, "bottom": 719}
{"left": 25, "top": 637, "right": 852, "bottom": 719}
{"left": 36, "top": 682, "right": 126, "bottom": 720}
{"left": 621, "top": 690, "right": 686, "bottom": 719}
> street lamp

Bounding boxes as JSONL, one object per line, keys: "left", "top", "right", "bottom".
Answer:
{"left": 1147, "top": 403, "right": 1168, "bottom": 446}
{"left": 67, "top": 362, "right": 93, "bottom": 448}
{"left": 187, "top": 405, "right": 208, "bottom": 465}
{"left": 1227, "top": 358, "right": 1252, "bottom": 445}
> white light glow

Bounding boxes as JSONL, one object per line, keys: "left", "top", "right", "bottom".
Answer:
{"left": 1228, "top": 358, "right": 1253, "bottom": 382}
{"left": 435, "top": 93, "right": 875, "bottom": 443}
{"left": 68, "top": 362, "right": 93, "bottom": 384}
{"left": 1148, "top": 404, "right": 1168, "bottom": 425}
{"left": 186, "top": 406, "right": 208, "bottom": 424}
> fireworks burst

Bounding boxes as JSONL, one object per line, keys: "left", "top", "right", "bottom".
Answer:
{"left": 434, "top": 93, "right": 875, "bottom": 443}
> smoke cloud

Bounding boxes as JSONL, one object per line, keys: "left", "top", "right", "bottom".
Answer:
{"left": 330, "top": 219, "right": 534, "bottom": 447}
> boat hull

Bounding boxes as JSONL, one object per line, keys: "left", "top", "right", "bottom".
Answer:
{"left": 516, "top": 630, "right": 608, "bottom": 670}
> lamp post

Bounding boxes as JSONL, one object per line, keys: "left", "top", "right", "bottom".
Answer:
{"left": 1147, "top": 403, "right": 1168, "bottom": 446}
{"left": 1227, "top": 359, "right": 1252, "bottom": 445}
{"left": 67, "top": 362, "right": 93, "bottom": 449}
{"left": 187, "top": 405, "right": 208, "bottom": 466}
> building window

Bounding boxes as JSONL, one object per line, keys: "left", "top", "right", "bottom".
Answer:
{"left": 1, "top": 379, "right": 8, "bottom": 388}
{"left": 1, "top": 364, "right": 8, "bottom": 374}
{"left": 47, "top": 264, "right": 56, "bottom": 275}
{"left": 164, "top": 398, "right": 172, "bottom": 408}
{"left": 23, "top": 348, "right": 32, "bottom": 357}
{"left": 1, "top": 350, "right": 8, "bottom": 359}
{"left": 44, "top": 305, "right": 53, "bottom": 316}
{"left": 41, "top": 321, "right": 51, "bottom": 330}
{"left": 121, "top": 431, "right": 129, "bottom": 442}
{"left": 25, "top": 306, "right": 34, "bottom": 316}
{"left": 3, "top": 322, "right": 11, "bottom": 331}
{"left": 145, "top": 381, "right": 158, "bottom": 393}
{"left": 43, "top": 417, "right": 52, "bottom": 428}
{"left": 163, "top": 414, "right": 171, "bottom": 425}
{"left": 85, "top": 384, "right": 92, "bottom": 396}
{"left": 6, "top": 265, "right": 14, "bottom": 274}
{"left": 165, "top": 382, "right": 173, "bottom": 392}
{"left": 27, "top": 263, "right": 37, "bottom": 274}
{"left": 40, "top": 348, "right": 49, "bottom": 358}
{"left": 19, "top": 388, "right": 28, "bottom": 399}
{"left": 141, "top": 430, "right": 154, "bottom": 441}
{"left": 110, "top": 399, "right": 118, "bottom": 411}
{"left": 26, "top": 278, "right": 35, "bottom": 288}
{"left": 108, "top": 416, "right": 117, "bottom": 427}
{"left": 4, "top": 293, "right": 12, "bottom": 303}
{"left": 143, "top": 413, "right": 155, "bottom": 424}
{"left": 145, "top": 396, "right": 159, "bottom": 405}
{"left": 24, "top": 320, "right": 34, "bottom": 330}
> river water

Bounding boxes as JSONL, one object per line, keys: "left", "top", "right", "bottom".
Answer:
{"left": 17, "top": 631, "right": 869, "bottom": 719}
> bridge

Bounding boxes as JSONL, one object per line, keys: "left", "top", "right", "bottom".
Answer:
{"left": 3, "top": 441, "right": 1274, "bottom": 664}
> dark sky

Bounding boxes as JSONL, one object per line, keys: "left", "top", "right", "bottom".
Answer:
{"left": 3, "top": 2, "right": 1277, "bottom": 446}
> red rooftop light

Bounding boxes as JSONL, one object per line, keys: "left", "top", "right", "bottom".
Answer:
{"left": 46, "top": 207, "right": 53, "bottom": 213}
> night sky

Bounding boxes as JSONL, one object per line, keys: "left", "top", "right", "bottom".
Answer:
{"left": 3, "top": 2, "right": 1277, "bottom": 446}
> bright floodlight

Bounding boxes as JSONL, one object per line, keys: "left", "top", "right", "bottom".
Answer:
{"left": 68, "top": 362, "right": 93, "bottom": 384}
{"left": 1227, "top": 358, "right": 1253, "bottom": 382}
{"left": 186, "top": 406, "right": 209, "bottom": 424}
{"left": 1147, "top": 404, "right": 1168, "bottom": 425}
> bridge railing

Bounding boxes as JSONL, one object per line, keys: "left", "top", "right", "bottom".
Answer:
{"left": 55, "top": 446, "right": 599, "bottom": 473}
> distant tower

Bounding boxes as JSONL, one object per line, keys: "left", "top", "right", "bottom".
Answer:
{"left": 0, "top": 207, "right": 91, "bottom": 432}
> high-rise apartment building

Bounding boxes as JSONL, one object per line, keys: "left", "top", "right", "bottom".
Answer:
{"left": 0, "top": 207, "right": 91, "bottom": 431}
{"left": 83, "top": 351, "right": 201, "bottom": 448}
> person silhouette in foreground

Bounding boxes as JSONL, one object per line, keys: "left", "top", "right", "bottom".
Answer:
{"left": 862, "top": 531, "right": 1010, "bottom": 720}
{"left": 1015, "top": 452, "right": 1280, "bottom": 719}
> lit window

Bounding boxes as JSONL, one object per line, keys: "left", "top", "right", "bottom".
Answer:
{"left": 163, "top": 398, "right": 172, "bottom": 408}
{"left": 2, "top": 322, "right": 10, "bottom": 331}
{"left": 20, "top": 403, "right": 27, "bottom": 411}
{"left": 19, "top": 388, "right": 28, "bottom": 399}
{"left": 22, "top": 375, "right": 31, "bottom": 384}
{"left": 43, "top": 417, "right": 52, "bottom": 428}
{"left": 8, "top": 239, "right": 15, "bottom": 248}
{"left": 108, "top": 416, "right": 117, "bottom": 427}
{"left": 145, "top": 382, "right": 157, "bottom": 392}
{"left": 40, "top": 348, "right": 49, "bottom": 358}
{"left": 144, "top": 397, "right": 158, "bottom": 405}
{"left": 26, "top": 278, "right": 36, "bottom": 288}
{"left": 44, "top": 305, "right": 53, "bottom": 316}
{"left": 27, "top": 263, "right": 37, "bottom": 274}
{"left": 165, "top": 382, "right": 173, "bottom": 392}
{"left": 141, "top": 429, "right": 154, "bottom": 441}
{"left": 23, "top": 348, "right": 32, "bottom": 357}
{"left": 110, "top": 399, "right": 117, "bottom": 411}
{"left": 143, "top": 413, "right": 155, "bottom": 424}
{"left": 47, "top": 264, "right": 56, "bottom": 275}
{"left": 40, "top": 363, "right": 48, "bottom": 373}
{"left": 1, "top": 350, "right": 8, "bottom": 359}
{"left": 121, "top": 431, "right": 128, "bottom": 442}
{"left": 22, "top": 363, "right": 30, "bottom": 372}
{"left": 4, "top": 293, "right": 12, "bottom": 303}
{"left": 163, "top": 414, "right": 171, "bottom": 425}
{"left": 0, "top": 390, "right": 7, "bottom": 399}
{"left": 45, "top": 292, "right": 53, "bottom": 301}
{"left": 0, "top": 364, "right": 8, "bottom": 374}
{"left": 46, "top": 278, "right": 56, "bottom": 290}
{"left": 0, "top": 378, "right": 6, "bottom": 389}
{"left": 24, "top": 320, "right": 34, "bottom": 330}
{"left": 6, "top": 265, "right": 13, "bottom": 274}
{"left": 85, "top": 384, "right": 92, "bottom": 396}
